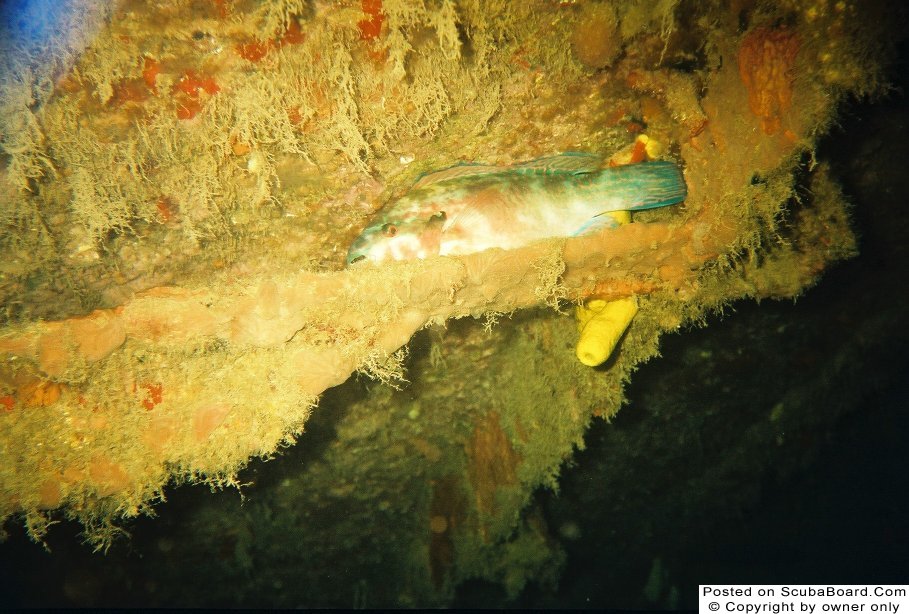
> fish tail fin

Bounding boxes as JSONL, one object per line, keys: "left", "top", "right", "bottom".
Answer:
{"left": 599, "top": 161, "right": 688, "bottom": 211}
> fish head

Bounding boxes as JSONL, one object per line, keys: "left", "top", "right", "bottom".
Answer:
{"left": 346, "top": 211, "right": 447, "bottom": 266}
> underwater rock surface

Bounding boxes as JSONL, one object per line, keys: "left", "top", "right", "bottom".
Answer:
{"left": 1, "top": 0, "right": 907, "bottom": 606}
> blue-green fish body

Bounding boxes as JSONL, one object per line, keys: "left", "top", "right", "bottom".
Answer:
{"left": 346, "top": 154, "right": 687, "bottom": 266}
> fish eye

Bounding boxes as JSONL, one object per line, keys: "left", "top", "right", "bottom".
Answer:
{"left": 381, "top": 223, "right": 397, "bottom": 237}
{"left": 350, "top": 255, "right": 366, "bottom": 264}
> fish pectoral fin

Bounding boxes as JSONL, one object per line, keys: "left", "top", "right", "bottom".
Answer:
{"left": 422, "top": 210, "right": 447, "bottom": 250}
{"left": 427, "top": 210, "right": 447, "bottom": 231}
{"left": 572, "top": 211, "right": 630, "bottom": 236}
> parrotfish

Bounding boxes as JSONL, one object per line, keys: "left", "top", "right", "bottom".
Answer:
{"left": 346, "top": 153, "right": 687, "bottom": 266}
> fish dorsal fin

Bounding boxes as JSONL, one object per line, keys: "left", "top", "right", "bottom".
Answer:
{"left": 411, "top": 152, "right": 603, "bottom": 190}
{"left": 511, "top": 152, "right": 602, "bottom": 175}
{"left": 411, "top": 163, "right": 505, "bottom": 190}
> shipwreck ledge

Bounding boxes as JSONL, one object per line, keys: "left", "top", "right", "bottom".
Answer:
{"left": 0, "top": 182, "right": 834, "bottom": 395}
{"left": 0, "top": 99, "right": 854, "bottom": 537}
{"left": 0, "top": 0, "right": 892, "bottom": 603}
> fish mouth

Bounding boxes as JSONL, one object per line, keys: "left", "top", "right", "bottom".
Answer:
{"left": 346, "top": 231, "right": 374, "bottom": 266}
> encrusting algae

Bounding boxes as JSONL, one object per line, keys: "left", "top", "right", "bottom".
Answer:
{"left": 0, "top": 0, "right": 896, "bottom": 605}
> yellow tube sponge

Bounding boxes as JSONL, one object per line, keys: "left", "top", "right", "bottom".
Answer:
{"left": 575, "top": 297, "right": 638, "bottom": 367}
